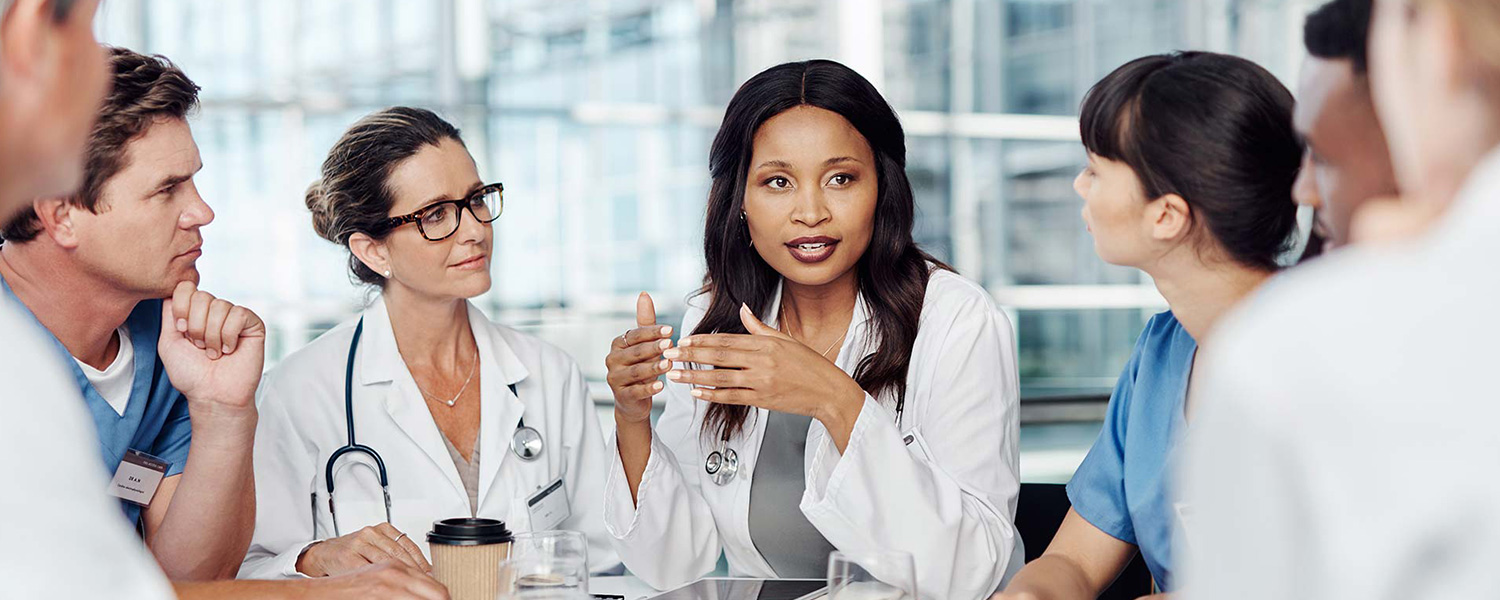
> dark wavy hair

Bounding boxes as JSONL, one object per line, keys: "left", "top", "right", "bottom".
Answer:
{"left": 696, "top": 59, "right": 948, "bottom": 442}
{"left": 1079, "top": 52, "right": 1302, "bottom": 271}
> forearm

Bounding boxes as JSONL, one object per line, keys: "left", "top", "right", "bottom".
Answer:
{"left": 152, "top": 409, "right": 258, "bottom": 580}
{"left": 614, "top": 412, "right": 653, "bottom": 504}
{"left": 175, "top": 579, "right": 306, "bottom": 600}
{"left": 1000, "top": 556, "right": 1100, "bottom": 600}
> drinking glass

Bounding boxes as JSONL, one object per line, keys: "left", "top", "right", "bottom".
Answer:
{"left": 499, "top": 555, "right": 589, "bottom": 596}
{"left": 509, "top": 530, "right": 590, "bottom": 569}
{"left": 826, "top": 550, "right": 917, "bottom": 600}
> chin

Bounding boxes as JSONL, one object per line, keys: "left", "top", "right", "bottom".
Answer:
{"left": 451, "top": 274, "right": 493, "bottom": 299}
{"left": 772, "top": 259, "right": 855, "bottom": 288}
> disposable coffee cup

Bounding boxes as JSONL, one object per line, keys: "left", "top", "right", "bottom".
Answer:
{"left": 427, "top": 517, "right": 514, "bottom": 600}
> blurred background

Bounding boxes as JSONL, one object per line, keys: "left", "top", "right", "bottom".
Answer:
{"left": 95, "top": 0, "right": 1317, "bottom": 481}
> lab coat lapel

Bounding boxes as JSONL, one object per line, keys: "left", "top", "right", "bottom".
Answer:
{"left": 358, "top": 298, "right": 467, "bottom": 500}
{"left": 469, "top": 303, "right": 528, "bottom": 507}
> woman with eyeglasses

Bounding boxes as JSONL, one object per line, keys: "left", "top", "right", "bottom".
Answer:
{"left": 239, "top": 107, "right": 620, "bottom": 580}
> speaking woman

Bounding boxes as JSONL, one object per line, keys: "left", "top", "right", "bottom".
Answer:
{"left": 239, "top": 107, "right": 619, "bottom": 579}
{"left": 603, "top": 60, "right": 1023, "bottom": 600}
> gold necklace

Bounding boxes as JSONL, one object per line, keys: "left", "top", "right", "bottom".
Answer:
{"left": 416, "top": 348, "right": 478, "bottom": 407}
{"left": 780, "top": 312, "right": 849, "bottom": 361}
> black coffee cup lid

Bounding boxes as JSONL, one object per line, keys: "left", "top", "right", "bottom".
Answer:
{"left": 427, "top": 517, "right": 514, "bottom": 546}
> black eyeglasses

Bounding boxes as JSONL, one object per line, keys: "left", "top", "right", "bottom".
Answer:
{"left": 382, "top": 183, "right": 504, "bottom": 241}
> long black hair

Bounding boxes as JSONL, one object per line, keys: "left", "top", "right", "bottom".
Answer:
{"left": 1080, "top": 52, "right": 1302, "bottom": 270}
{"left": 696, "top": 59, "right": 948, "bottom": 442}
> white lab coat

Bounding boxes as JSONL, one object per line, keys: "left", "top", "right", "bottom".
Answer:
{"left": 1180, "top": 148, "right": 1500, "bottom": 599}
{"left": 239, "top": 297, "right": 620, "bottom": 579}
{"left": 603, "top": 269, "right": 1024, "bottom": 600}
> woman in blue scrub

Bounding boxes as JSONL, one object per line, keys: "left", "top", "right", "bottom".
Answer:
{"left": 996, "top": 52, "right": 1303, "bottom": 599}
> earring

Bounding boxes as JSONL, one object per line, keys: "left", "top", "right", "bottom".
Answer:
{"left": 383, "top": 269, "right": 392, "bottom": 278}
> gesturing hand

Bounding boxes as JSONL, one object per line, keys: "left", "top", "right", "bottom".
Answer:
{"left": 663, "top": 304, "right": 865, "bottom": 440}
{"left": 605, "top": 292, "right": 673, "bottom": 425}
{"left": 157, "top": 281, "right": 265, "bottom": 412}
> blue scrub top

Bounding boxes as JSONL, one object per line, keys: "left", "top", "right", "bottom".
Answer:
{"left": 1, "top": 278, "right": 191, "bottom": 527}
{"left": 1066, "top": 311, "right": 1195, "bottom": 591}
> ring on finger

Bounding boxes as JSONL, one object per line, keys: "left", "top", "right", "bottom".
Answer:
{"left": 394, "top": 532, "right": 408, "bottom": 543}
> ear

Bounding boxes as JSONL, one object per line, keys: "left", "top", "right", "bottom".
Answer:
{"left": 348, "top": 232, "right": 391, "bottom": 277}
{"left": 31, "top": 196, "right": 82, "bottom": 248}
{"left": 1149, "top": 193, "right": 1193, "bottom": 242}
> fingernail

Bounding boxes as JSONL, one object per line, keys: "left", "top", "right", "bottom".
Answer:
{"left": 658, "top": 339, "right": 671, "bottom": 351}
{"left": 653, "top": 381, "right": 664, "bottom": 391}
{"left": 194, "top": 339, "right": 205, "bottom": 349}
{"left": 222, "top": 345, "right": 231, "bottom": 354}
{"left": 691, "top": 388, "right": 704, "bottom": 398}
{"left": 667, "top": 370, "right": 683, "bottom": 381}
{"left": 208, "top": 349, "right": 220, "bottom": 359}
{"left": 663, "top": 348, "right": 680, "bottom": 359}
{"left": 678, "top": 338, "right": 693, "bottom": 348}
{"left": 176, "top": 319, "right": 187, "bottom": 332}
{"left": 657, "top": 360, "right": 669, "bottom": 371}
{"left": 661, "top": 326, "right": 672, "bottom": 336}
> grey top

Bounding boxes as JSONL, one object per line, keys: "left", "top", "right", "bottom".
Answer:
{"left": 747, "top": 410, "right": 836, "bottom": 579}
{"left": 441, "top": 433, "right": 481, "bottom": 516}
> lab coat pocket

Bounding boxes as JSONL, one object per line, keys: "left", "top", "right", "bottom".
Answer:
{"left": 506, "top": 489, "right": 532, "bottom": 532}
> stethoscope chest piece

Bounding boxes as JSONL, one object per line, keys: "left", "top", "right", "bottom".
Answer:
{"left": 705, "top": 447, "right": 739, "bottom": 485}
{"left": 512, "top": 424, "right": 544, "bottom": 461}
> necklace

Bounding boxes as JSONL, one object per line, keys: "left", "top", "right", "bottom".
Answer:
{"left": 416, "top": 348, "right": 478, "bottom": 407}
{"left": 780, "top": 313, "right": 849, "bottom": 361}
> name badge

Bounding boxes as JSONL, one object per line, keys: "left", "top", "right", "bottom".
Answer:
{"left": 109, "top": 449, "right": 169, "bottom": 507}
{"left": 526, "top": 476, "right": 571, "bottom": 531}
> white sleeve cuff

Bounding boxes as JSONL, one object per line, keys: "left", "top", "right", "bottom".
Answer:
{"left": 805, "top": 394, "right": 886, "bottom": 504}
{"left": 251, "top": 539, "right": 319, "bottom": 580}
{"left": 603, "top": 430, "right": 664, "bottom": 540}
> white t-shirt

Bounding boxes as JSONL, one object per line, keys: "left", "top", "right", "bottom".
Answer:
{"left": 1181, "top": 148, "right": 1500, "bottom": 599}
{"left": 0, "top": 304, "right": 173, "bottom": 599}
{"left": 75, "top": 326, "right": 134, "bottom": 416}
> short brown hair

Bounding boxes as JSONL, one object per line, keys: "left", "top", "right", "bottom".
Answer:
{"left": 0, "top": 46, "right": 200, "bottom": 243}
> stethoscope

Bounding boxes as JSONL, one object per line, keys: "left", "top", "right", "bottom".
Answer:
{"left": 704, "top": 400, "right": 905, "bottom": 486}
{"left": 317, "top": 317, "right": 547, "bottom": 536}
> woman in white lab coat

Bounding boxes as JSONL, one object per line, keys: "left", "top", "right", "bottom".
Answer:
{"left": 603, "top": 60, "right": 1023, "bottom": 600}
{"left": 240, "top": 107, "right": 618, "bottom": 579}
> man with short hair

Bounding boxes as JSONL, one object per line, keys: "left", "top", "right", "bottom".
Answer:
{"left": 1293, "top": 0, "right": 1400, "bottom": 258}
{"left": 0, "top": 43, "right": 450, "bottom": 600}
{"left": 0, "top": 45, "right": 263, "bottom": 581}
{"left": 0, "top": 1, "right": 175, "bottom": 598}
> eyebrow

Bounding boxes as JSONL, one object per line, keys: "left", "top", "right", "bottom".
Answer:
{"left": 419, "top": 182, "right": 486, "bottom": 209}
{"left": 151, "top": 163, "right": 204, "bottom": 192}
{"left": 754, "top": 157, "right": 864, "bottom": 171}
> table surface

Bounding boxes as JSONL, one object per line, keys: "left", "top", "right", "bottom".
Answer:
{"left": 589, "top": 575, "right": 659, "bottom": 600}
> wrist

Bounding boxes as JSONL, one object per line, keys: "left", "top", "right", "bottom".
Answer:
{"left": 188, "top": 406, "right": 258, "bottom": 451}
{"left": 614, "top": 402, "right": 651, "bottom": 427}
{"left": 295, "top": 542, "right": 324, "bottom": 577}
{"left": 817, "top": 380, "right": 865, "bottom": 434}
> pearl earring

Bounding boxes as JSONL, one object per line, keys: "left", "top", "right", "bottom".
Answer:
{"left": 383, "top": 270, "right": 392, "bottom": 278}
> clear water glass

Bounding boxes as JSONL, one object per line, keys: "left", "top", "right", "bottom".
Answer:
{"left": 826, "top": 550, "right": 918, "bottom": 600}
{"left": 498, "top": 555, "right": 589, "bottom": 597}
{"left": 509, "top": 530, "right": 590, "bottom": 570}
